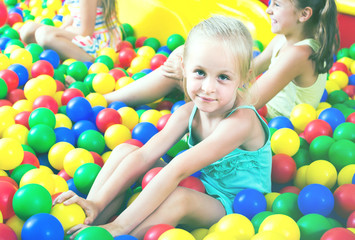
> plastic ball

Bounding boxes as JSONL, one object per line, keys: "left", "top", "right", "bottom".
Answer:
{"left": 50, "top": 203, "right": 85, "bottom": 232}
{"left": 233, "top": 188, "right": 266, "bottom": 219}
{"left": 190, "top": 228, "right": 208, "bottom": 240}
{"left": 132, "top": 122, "right": 159, "bottom": 145}
{"left": 27, "top": 124, "right": 56, "bottom": 153}
{"left": 21, "top": 151, "right": 40, "bottom": 167}
{"left": 333, "top": 122, "right": 355, "bottom": 142}
{"left": 268, "top": 116, "right": 294, "bottom": 130}
{"left": 178, "top": 176, "right": 205, "bottom": 193}
{"left": 150, "top": 54, "right": 168, "bottom": 70}
{"left": 166, "top": 34, "right": 185, "bottom": 51}
{"left": 4, "top": 215, "right": 24, "bottom": 240}
{"left": 144, "top": 224, "right": 174, "bottom": 240}
{"left": 21, "top": 213, "right": 64, "bottom": 240}
{"left": 306, "top": 160, "right": 337, "bottom": 189}
{"left": 92, "top": 72, "right": 115, "bottom": 94}
{"left": 272, "top": 193, "right": 302, "bottom": 221}
{"left": 96, "top": 108, "right": 122, "bottom": 133}
{"left": 271, "top": 128, "right": 300, "bottom": 156}
{"left": 157, "top": 114, "right": 171, "bottom": 131}
{"left": 265, "top": 192, "right": 280, "bottom": 211}
{"left": 115, "top": 76, "right": 134, "bottom": 90}
{"left": 203, "top": 231, "right": 239, "bottom": 240}
{"left": 48, "top": 142, "right": 75, "bottom": 170}
{"left": 333, "top": 184, "right": 355, "bottom": 218}
{"left": 303, "top": 119, "right": 333, "bottom": 144}
{"left": 309, "top": 135, "right": 335, "bottom": 161}
{"left": 328, "top": 71, "right": 349, "bottom": 89}
{"left": 338, "top": 165, "right": 355, "bottom": 186}
{"left": 63, "top": 148, "right": 94, "bottom": 177}
{"left": 86, "top": 92, "right": 107, "bottom": 107}
{"left": 251, "top": 211, "right": 275, "bottom": 233}
{"left": 31, "top": 59, "right": 54, "bottom": 78}
{"left": 29, "top": 107, "right": 56, "bottom": 128}
{"left": 259, "top": 214, "right": 300, "bottom": 240}
{"left": 321, "top": 227, "right": 355, "bottom": 240}
{"left": 117, "top": 107, "right": 139, "bottom": 130}
{"left": 32, "top": 95, "right": 59, "bottom": 114}
{"left": 67, "top": 61, "right": 88, "bottom": 82}
{"left": 347, "top": 211, "right": 355, "bottom": 228}
{"left": 0, "top": 137, "right": 24, "bottom": 170}
{"left": 142, "top": 167, "right": 162, "bottom": 189}
{"left": 0, "top": 181, "right": 18, "bottom": 219}
{"left": 73, "top": 120, "right": 98, "bottom": 139}
{"left": 73, "top": 162, "right": 101, "bottom": 195}
{"left": 55, "top": 113, "right": 72, "bottom": 129}
{"left": 3, "top": 123, "right": 29, "bottom": 145}
{"left": 77, "top": 129, "right": 105, "bottom": 154}
{"left": 118, "top": 48, "right": 137, "bottom": 68}
{"left": 74, "top": 226, "right": 114, "bottom": 240}
{"left": 297, "top": 184, "right": 334, "bottom": 216}
{"left": 19, "top": 168, "right": 55, "bottom": 194}
{"left": 140, "top": 109, "right": 163, "bottom": 127}
{"left": 61, "top": 88, "right": 85, "bottom": 105}
{"left": 290, "top": 104, "right": 317, "bottom": 132}
{"left": 0, "top": 1, "right": 8, "bottom": 27}
{"left": 318, "top": 108, "right": 346, "bottom": 131}
{"left": 296, "top": 214, "right": 332, "bottom": 240}
{"left": 0, "top": 69, "right": 19, "bottom": 92}
{"left": 271, "top": 154, "right": 297, "bottom": 184}
{"left": 0, "top": 223, "right": 17, "bottom": 240}
{"left": 328, "top": 139, "right": 355, "bottom": 171}
{"left": 104, "top": 124, "right": 132, "bottom": 150}
{"left": 54, "top": 127, "right": 76, "bottom": 145}
{"left": 8, "top": 63, "right": 29, "bottom": 86}
{"left": 158, "top": 228, "right": 195, "bottom": 240}
{"left": 66, "top": 97, "right": 94, "bottom": 122}
{"left": 24, "top": 75, "right": 57, "bottom": 102}
{"left": 214, "top": 213, "right": 255, "bottom": 239}
{"left": 39, "top": 49, "right": 60, "bottom": 68}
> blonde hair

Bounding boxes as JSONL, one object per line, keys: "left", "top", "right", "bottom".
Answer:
{"left": 183, "top": 15, "right": 254, "bottom": 103}
{"left": 101, "top": 0, "right": 120, "bottom": 33}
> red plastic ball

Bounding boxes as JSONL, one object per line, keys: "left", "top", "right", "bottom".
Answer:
{"left": 119, "top": 40, "right": 133, "bottom": 50}
{"left": 304, "top": 119, "right": 333, "bottom": 144}
{"left": 118, "top": 48, "right": 137, "bottom": 68}
{"left": 32, "top": 95, "right": 59, "bottom": 113}
{"left": 14, "top": 111, "right": 31, "bottom": 129}
{"left": 124, "top": 139, "right": 144, "bottom": 148}
{"left": 0, "top": 223, "right": 17, "bottom": 240}
{"left": 0, "top": 69, "right": 19, "bottom": 92}
{"left": 21, "top": 151, "right": 40, "bottom": 168}
{"left": 96, "top": 108, "right": 122, "bottom": 133}
{"left": 135, "top": 36, "right": 148, "bottom": 48}
{"left": 347, "top": 112, "right": 355, "bottom": 124}
{"left": 144, "top": 224, "right": 174, "bottom": 240}
{"left": 347, "top": 211, "right": 355, "bottom": 228}
{"left": 7, "top": 12, "right": 23, "bottom": 27}
{"left": 55, "top": 80, "right": 65, "bottom": 92}
{"left": 0, "top": 176, "right": 18, "bottom": 189}
{"left": 7, "top": 88, "right": 25, "bottom": 104}
{"left": 0, "top": 1, "right": 8, "bottom": 27}
{"left": 329, "top": 62, "right": 350, "bottom": 76}
{"left": 343, "top": 85, "right": 355, "bottom": 98}
{"left": 109, "top": 68, "right": 128, "bottom": 81}
{"left": 57, "top": 169, "right": 71, "bottom": 181}
{"left": 271, "top": 154, "right": 297, "bottom": 184}
{"left": 156, "top": 114, "right": 172, "bottom": 131}
{"left": 31, "top": 60, "right": 54, "bottom": 78}
{"left": 279, "top": 186, "right": 301, "bottom": 195}
{"left": 334, "top": 184, "right": 355, "bottom": 218}
{"left": 178, "top": 176, "right": 205, "bottom": 193}
{"left": 156, "top": 100, "right": 174, "bottom": 111}
{"left": 0, "top": 181, "right": 18, "bottom": 219}
{"left": 257, "top": 105, "right": 268, "bottom": 117}
{"left": 90, "top": 151, "right": 104, "bottom": 168}
{"left": 61, "top": 88, "right": 85, "bottom": 105}
{"left": 142, "top": 167, "right": 163, "bottom": 189}
{"left": 150, "top": 54, "right": 168, "bottom": 70}
{"left": 321, "top": 227, "right": 355, "bottom": 240}
{"left": 0, "top": 99, "right": 12, "bottom": 107}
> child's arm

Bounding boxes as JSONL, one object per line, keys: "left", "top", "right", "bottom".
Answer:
{"left": 107, "top": 107, "right": 258, "bottom": 235}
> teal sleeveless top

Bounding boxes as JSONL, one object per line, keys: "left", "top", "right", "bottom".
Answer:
{"left": 188, "top": 105, "right": 272, "bottom": 214}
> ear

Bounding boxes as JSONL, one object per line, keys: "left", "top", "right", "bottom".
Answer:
{"left": 299, "top": 7, "right": 313, "bottom": 23}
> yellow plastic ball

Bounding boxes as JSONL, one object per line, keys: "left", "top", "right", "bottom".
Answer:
{"left": 101, "top": 151, "right": 111, "bottom": 163}
{"left": 86, "top": 92, "right": 108, "bottom": 107}
{"left": 191, "top": 228, "right": 209, "bottom": 240}
{"left": 53, "top": 20, "right": 62, "bottom": 28}
{"left": 337, "top": 57, "right": 353, "bottom": 69}
{"left": 31, "top": 7, "right": 43, "bottom": 18}
{"left": 48, "top": 142, "right": 75, "bottom": 170}
{"left": 140, "top": 109, "right": 163, "bottom": 127}
{"left": 325, "top": 80, "right": 340, "bottom": 94}
{"left": 24, "top": 76, "right": 57, "bottom": 102}
{"left": 0, "top": 106, "right": 17, "bottom": 118}
{"left": 0, "top": 138, "right": 24, "bottom": 170}
{"left": 58, "top": 4, "right": 70, "bottom": 16}
{"left": 63, "top": 148, "right": 94, "bottom": 177}
{"left": 338, "top": 164, "right": 355, "bottom": 186}
{"left": 328, "top": 71, "right": 349, "bottom": 89}
{"left": 127, "top": 192, "right": 140, "bottom": 207}
{"left": 0, "top": 111, "right": 15, "bottom": 137}
{"left": 46, "top": 0, "right": 63, "bottom": 11}
{"left": 271, "top": 128, "right": 300, "bottom": 157}
{"left": 0, "top": 170, "right": 8, "bottom": 177}
{"left": 294, "top": 165, "right": 309, "bottom": 190}
{"left": 158, "top": 228, "right": 195, "bottom": 240}
{"left": 117, "top": 107, "right": 139, "bottom": 130}
{"left": 39, "top": 165, "right": 54, "bottom": 175}
{"left": 259, "top": 214, "right": 300, "bottom": 240}
{"left": 0, "top": 209, "right": 2, "bottom": 223}
{"left": 306, "top": 160, "right": 337, "bottom": 189}
{"left": 92, "top": 73, "right": 115, "bottom": 94}
{"left": 29, "top": 0, "right": 42, "bottom": 9}
{"left": 52, "top": 174, "right": 69, "bottom": 194}
{"left": 41, "top": 9, "right": 56, "bottom": 19}
{"left": 265, "top": 192, "right": 281, "bottom": 211}
{"left": 104, "top": 124, "right": 132, "bottom": 150}
{"left": 203, "top": 231, "right": 238, "bottom": 240}
{"left": 129, "top": 56, "right": 151, "bottom": 74}
{"left": 160, "top": 110, "right": 171, "bottom": 116}
{"left": 215, "top": 213, "right": 255, "bottom": 239}
{"left": 4, "top": 45, "right": 21, "bottom": 55}
{"left": 3, "top": 124, "right": 29, "bottom": 145}
{"left": 317, "top": 102, "right": 331, "bottom": 110}
{"left": 62, "top": 58, "right": 76, "bottom": 66}
{"left": 98, "top": 47, "right": 117, "bottom": 62}
{"left": 290, "top": 104, "right": 316, "bottom": 132}
{"left": 20, "top": 168, "right": 55, "bottom": 195}
{"left": 115, "top": 76, "right": 134, "bottom": 90}
{"left": 351, "top": 61, "right": 355, "bottom": 75}
{"left": 12, "top": 99, "right": 33, "bottom": 112}
{"left": 251, "top": 230, "right": 287, "bottom": 240}
{"left": 54, "top": 91, "right": 64, "bottom": 107}
{"left": 55, "top": 113, "right": 73, "bottom": 129}
{"left": 88, "top": 62, "right": 109, "bottom": 74}
{"left": 0, "top": 53, "right": 10, "bottom": 71}
{"left": 12, "top": 22, "right": 24, "bottom": 31}
{"left": 137, "top": 46, "right": 156, "bottom": 59}
{"left": 5, "top": 215, "right": 25, "bottom": 240}
{"left": 50, "top": 203, "right": 86, "bottom": 232}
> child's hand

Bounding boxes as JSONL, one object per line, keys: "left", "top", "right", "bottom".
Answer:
{"left": 162, "top": 45, "right": 184, "bottom": 81}
{"left": 53, "top": 190, "right": 100, "bottom": 225}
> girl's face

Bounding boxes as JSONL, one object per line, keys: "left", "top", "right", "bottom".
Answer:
{"left": 266, "top": 0, "right": 301, "bottom": 35}
{"left": 183, "top": 38, "right": 241, "bottom": 115}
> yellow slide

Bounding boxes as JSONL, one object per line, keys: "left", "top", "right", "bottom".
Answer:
{"left": 117, "top": 0, "right": 275, "bottom": 48}
{"left": 336, "top": 0, "right": 355, "bottom": 16}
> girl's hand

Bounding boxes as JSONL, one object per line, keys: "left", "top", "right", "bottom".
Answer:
{"left": 67, "top": 223, "right": 90, "bottom": 239}
{"left": 162, "top": 45, "right": 184, "bottom": 81}
{"left": 53, "top": 191, "right": 100, "bottom": 225}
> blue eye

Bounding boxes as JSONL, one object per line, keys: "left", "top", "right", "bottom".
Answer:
{"left": 219, "top": 74, "right": 230, "bottom": 81}
{"left": 194, "top": 69, "right": 205, "bottom": 77}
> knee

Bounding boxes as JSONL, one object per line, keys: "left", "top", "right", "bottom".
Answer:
{"left": 19, "top": 22, "right": 38, "bottom": 43}
{"left": 35, "top": 25, "right": 55, "bottom": 47}
{"left": 162, "top": 188, "right": 190, "bottom": 213}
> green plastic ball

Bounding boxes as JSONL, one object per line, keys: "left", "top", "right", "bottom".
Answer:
{"left": 6, "top": 39, "right": 24, "bottom": 48}
{"left": 58, "top": 105, "right": 67, "bottom": 114}
{"left": 309, "top": 135, "right": 335, "bottom": 161}
{"left": 53, "top": 69, "right": 65, "bottom": 84}
{"left": 40, "top": 18, "right": 54, "bottom": 26}
{"left": 95, "top": 55, "right": 114, "bottom": 70}
{"left": 293, "top": 148, "right": 311, "bottom": 168}
{"left": 125, "top": 36, "right": 137, "bottom": 48}
{"left": 272, "top": 192, "right": 303, "bottom": 221}
{"left": 28, "top": 107, "right": 56, "bottom": 128}
{"left": 10, "top": 164, "right": 37, "bottom": 185}
{"left": 25, "top": 43, "right": 43, "bottom": 62}
{"left": 167, "top": 139, "right": 189, "bottom": 157}
{"left": 27, "top": 124, "right": 56, "bottom": 153}
{"left": 74, "top": 226, "right": 114, "bottom": 240}
{"left": 120, "top": 23, "right": 134, "bottom": 38}
{"left": 131, "top": 72, "right": 146, "bottom": 80}
{"left": 57, "top": 64, "right": 68, "bottom": 75}
{"left": 68, "top": 81, "right": 90, "bottom": 96}
{"left": 327, "top": 90, "right": 349, "bottom": 105}
{"left": 67, "top": 61, "right": 88, "bottom": 82}
{"left": 297, "top": 214, "right": 332, "bottom": 240}
{"left": 253, "top": 40, "right": 264, "bottom": 52}
{"left": 251, "top": 211, "right": 274, "bottom": 233}
{"left": 143, "top": 37, "right": 161, "bottom": 52}
{"left": 337, "top": 48, "right": 349, "bottom": 59}
{"left": 349, "top": 43, "right": 355, "bottom": 59}
{"left": 328, "top": 139, "right": 355, "bottom": 171}
{"left": 333, "top": 122, "right": 355, "bottom": 142}
{"left": 0, "top": 78, "right": 8, "bottom": 99}
{"left": 77, "top": 130, "right": 106, "bottom": 154}
{"left": 22, "top": 144, "right": 35, "bottom": 155}
{"left": 166, "top": 33, "right": 185, "bottom": 51}
{"left": 73, "top": 163, "right": 101, "bottom": 195}
{"left": 2, "top": 27, "right": 20, "bottom": 39}
{"left": 83, "top": 73, "right": 96, "bottom": 92}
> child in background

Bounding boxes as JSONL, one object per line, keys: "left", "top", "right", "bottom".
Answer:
{"left": 104, "top": 0, "right": 339, "bottom": 119}
{"left": 20, "top": 0, "right": 122, "bottom": 62}
{"left": 54, "top": 15, "right": 272, "bottom": 239}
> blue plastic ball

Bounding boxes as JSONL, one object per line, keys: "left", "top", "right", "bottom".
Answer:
{"left": 66, "top": 97, "right": 94, "bottom": 122}
{"left": 140, "top": 69, "right": 153, "bottom": 74}
{"left": 233, "top": 188, "right": 267, "bottom": 219}
{"left": 72, "top": 120, "right": 98, "bottom": 139}
{"left": 349, "top": 74, "right": 355, "bottom": 86}
{"left": 54, "top": 127, "right": 76, "bottom": 145}
{"left": 91, "top": 105, "right": 106, "bottom": 122}
{"left": 67, "top": 178, "right": 87, "bottom": 198}
{"left": 0, "top": 37, "right": 10, "bottom": 50}
{"left": 268, "top": 116, "right": 294, "bottom": 130}
{"left": 108, "top": 101, "right": 127, "bottom": 110}
{"left": 39, "top": 49, "right": 60, "bottom": 68}
{"left": 157, "top": 45, "right": 172, "bottom": 55}
{"left": 114, "top": 235, "right": 138, "bottom": 240}
{"left": 132, "top": 122, "right": 159, "bottom": 144}
{"left": 352, "top": 173, "right": 355, "bottom": 184}
{"left": 320, "top": 89, "right": 328, "bottom": 102}
{"left": 297, "top": 183, "right": 334, "bottom": 216}
{"left": 83, "top": 61, "right": 93, "bottom": 69}
{"left": 171, "top": 100, "right": 186, "bottom": 113}
{"left": 318, "top": 108, "right": 345, "bottom": 131}
{"left": 21, "top": 213, "right": 64, "bottom": 240}
{"left": 8, "top": 63, "right": 29, "bottom": 86}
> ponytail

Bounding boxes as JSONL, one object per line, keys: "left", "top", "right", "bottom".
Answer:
{"left": 101, "top": 0, "right": 120, "bottom": 33}
{"left": 294, "top": 0, "right": 340, "bottom": 74}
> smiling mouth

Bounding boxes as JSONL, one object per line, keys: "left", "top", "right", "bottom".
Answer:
{"left": 198, "top": 95, "right": 215, "bottom": 102}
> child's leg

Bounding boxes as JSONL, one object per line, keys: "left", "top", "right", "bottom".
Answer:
{"left": 19, "top": 21, "right": 43, "bottom": 44}
{"left": 34, "top": 25, "right": 94, "bottom": 62}
{"left": 127, "top": 187, "right": 226, "bottom": 239}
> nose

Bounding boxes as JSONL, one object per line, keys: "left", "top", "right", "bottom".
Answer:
{"left": 266, "top": 4, "right": 272, "bottom": 15}
{"left": 201, "top": 77, "right": 216, "bottom": 93}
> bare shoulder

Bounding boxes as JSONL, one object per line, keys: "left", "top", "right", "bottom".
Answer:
{"left": 281, "top": 44, "right": 313, "bottom": 62}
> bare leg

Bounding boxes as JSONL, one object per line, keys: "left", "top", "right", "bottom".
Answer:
{"left": 20, "top": 21, "right": 44, "bottom": 44}
{"left": 127, "top": 187, "right": 226, "bottom": 239}
{"left": 34, "top": 25, "right": 94, "bottom": 62}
